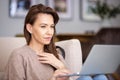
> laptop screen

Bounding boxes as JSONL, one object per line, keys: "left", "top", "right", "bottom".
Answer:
{"left": 80, "top": 45, "right": 120, "bottom": 75}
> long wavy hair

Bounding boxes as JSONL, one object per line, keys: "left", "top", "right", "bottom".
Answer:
{"left": 24, "top": 4, "right": 59, "bottom": 59}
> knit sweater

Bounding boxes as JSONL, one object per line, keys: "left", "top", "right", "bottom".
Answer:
{"left": 4, "top": 45, "right": 65, "bottom": 80}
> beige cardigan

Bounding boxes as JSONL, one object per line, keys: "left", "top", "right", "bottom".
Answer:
{"left": 4, "top": 45, "right": 65, "bottom": 80}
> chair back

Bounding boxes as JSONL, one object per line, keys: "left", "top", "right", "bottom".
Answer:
{"left": 0, "top": 37, "right": 26, "bottom": 79}
{"left": 56, "top": 39, "right": 82, "bottom": 79}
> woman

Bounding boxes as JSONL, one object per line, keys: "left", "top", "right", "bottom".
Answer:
{"left": 4, "top": 4, "right": 70, "bottom": 80}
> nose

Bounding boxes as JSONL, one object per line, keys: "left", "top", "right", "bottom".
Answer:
{"left": 47, "top": 27, "right": 54, "bottom": 35}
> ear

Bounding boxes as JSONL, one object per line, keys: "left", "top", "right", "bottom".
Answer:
{"left": 26, "top": 24, "right": 32, "bottom": 34}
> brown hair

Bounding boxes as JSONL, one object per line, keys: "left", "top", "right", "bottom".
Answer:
{"left": 24, "top": 4, "right": 59, "bottom": 59}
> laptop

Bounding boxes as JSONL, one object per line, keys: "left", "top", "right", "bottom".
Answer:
{"left": 80, "top": 45, "right": 120, "bottom": 75}
{"left": 58, "top": 45, "right": 120, "bottom": 77}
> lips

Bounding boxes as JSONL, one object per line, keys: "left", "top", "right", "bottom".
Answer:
{"left": 44, "top": 37, "right": 52, "bottom": 41}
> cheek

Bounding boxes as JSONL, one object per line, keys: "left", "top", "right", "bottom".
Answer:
{"left": 52, "top": 29, "right": 54, "bottom": 35}
{"left": 37, "top": 29, "right": 44, "bottom": 36}
{"left": 52, "top": 28, "right": 55, "bottom": 34}
{"left": 51, "top": 31, "right": 54, "bottom": 38}
{"left": 32, "top": 28, "right": 42, "bottom": 36}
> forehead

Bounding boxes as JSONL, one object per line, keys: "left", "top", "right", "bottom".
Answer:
{"left": 35, "top": 13, "right": 54, "bottom": 23}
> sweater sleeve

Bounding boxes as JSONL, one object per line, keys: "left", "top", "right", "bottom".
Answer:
{"left": 4, "top": 50, "right": 26, "bottom": 80}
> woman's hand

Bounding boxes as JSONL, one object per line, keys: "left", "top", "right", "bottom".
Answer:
{"left": 38, "top": 52, "right": 65, "bottom": 69}
{"left": 50, "top": 69, "right": 71, "bottom": 80}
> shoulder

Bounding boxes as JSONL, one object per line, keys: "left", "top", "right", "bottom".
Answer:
{"left": 12, "top": 45, "right": 27, "bottom": 55}
{"left": 10, "top": 45, "right": 30, "bottom": 60}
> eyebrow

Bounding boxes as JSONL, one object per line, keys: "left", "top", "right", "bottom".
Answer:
{"left": 40, "top": 23, "right": 55, "bottom": 26}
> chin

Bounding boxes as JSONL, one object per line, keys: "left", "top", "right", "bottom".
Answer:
{"left": 44, "top": 41, "right": 51, "bottom": 45}
{"left": 44, "top": 43, "right": 50, "bottom": 45}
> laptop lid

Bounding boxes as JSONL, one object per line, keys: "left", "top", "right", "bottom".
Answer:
{"left": 80, "top": 45, "right": 120, "bottom": 75}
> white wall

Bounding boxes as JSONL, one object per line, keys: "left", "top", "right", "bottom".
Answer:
{"left": 0, "top": 0, "right": 120, "bottom": 37}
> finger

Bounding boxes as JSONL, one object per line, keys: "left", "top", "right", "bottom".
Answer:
{"left": 37, "top": 53, "right": 51, "bottom": 58}
{"left": 37, "top": 54, "right": 46, "bottom": 57}
{"left": 38, "top": 57, "right": 48, "bottom": 61}
{"left": 55, "top": 72, "right": 70, "bottom": 79}
{"left": 56, "top": 69, "right": 71, "bottom": 75}
{"left": 38, "top": 57, "right": 51, "bottom": 64}
{"left": 39, "top": 60, "right": 49, "bottom": 64}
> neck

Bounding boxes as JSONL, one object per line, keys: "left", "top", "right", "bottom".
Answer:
{"left": 29, "top": 40, "right": 44, "bottom": 54}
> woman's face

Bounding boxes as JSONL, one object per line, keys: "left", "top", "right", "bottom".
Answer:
{"left": 28, "top": 13, "right": 55, "bottom": 45}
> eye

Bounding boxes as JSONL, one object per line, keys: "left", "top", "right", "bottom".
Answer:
{"left": 51, "top": 26, "right": 54, "bottom": 28}
{"left": 40, "top": 26, "right": 46, "bottom": 28}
